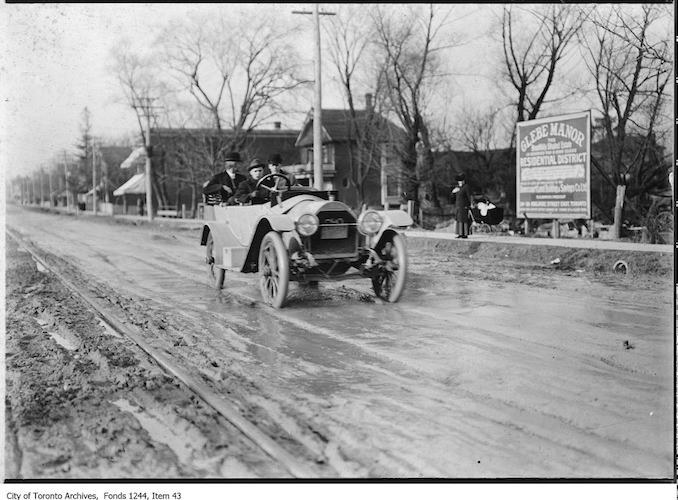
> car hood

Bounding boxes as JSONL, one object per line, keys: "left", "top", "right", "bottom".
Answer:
{"left": 277, "top": 195, "right": 357, "bottom": 221}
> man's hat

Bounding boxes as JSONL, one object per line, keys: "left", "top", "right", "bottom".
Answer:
{"left": 248, "top": 158, "right": 265, "bottom": 170}
{"left": 268, "top": 153, "right": 283, "bottom": 165}
{"left": 224, "top": 151, "right": 241, "bottom": 162}
{"left": 455, "top": 173, "right": 466, "bottom": 182}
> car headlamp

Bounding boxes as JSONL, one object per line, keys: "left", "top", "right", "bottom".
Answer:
{"left": 296, "top": 214, "right": 319, "bottom": 236}
{"left": 358, "top": 211, "right": 383, "bottom": 235}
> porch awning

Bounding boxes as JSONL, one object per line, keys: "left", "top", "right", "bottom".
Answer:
{"left": 113, "top": 173, "right": 146, "bottom": 196}
{"left": 120, "top": 147, "right": 147, "bottom": 169}
{"left": 83, "top": 184, "right": 104, "bottom": 196}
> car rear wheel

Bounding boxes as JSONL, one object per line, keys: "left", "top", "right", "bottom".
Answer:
{"left": 206, "top": 232, "right": 225, "bottom": 290}
{"left": 258, "top": 232, "right": 289, "bottom": 308}
{"left": 372, "top": 233, "right": 407, "bottom": 303}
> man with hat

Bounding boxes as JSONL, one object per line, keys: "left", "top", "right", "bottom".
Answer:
{"left": 451, "top": 172, "right": 472, "bottom": 238}
{"left": 202, "top": 151, "right": 247, "bottom": 205}
{"left": 235, "top": 158, "right": 271, "bottom": 205}
{"left": 266, "top": 153, "right": 296, "bottom": 189}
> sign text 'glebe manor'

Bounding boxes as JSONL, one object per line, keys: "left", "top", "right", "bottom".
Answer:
{"left": 516, "top": 111, "right": 591, "bottom": 220}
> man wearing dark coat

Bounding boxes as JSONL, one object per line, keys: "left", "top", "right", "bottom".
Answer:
{"left": 451, "top": 172, "right": 472, "bottom": 238}
{"left": 235, "top": 158, "right": 271, "bottom": 205}
{"left": 266, "top": 153, "right": 296, "bottom": 189}
{"left": 202, "top": 151, "right": 247, "bottom": 205}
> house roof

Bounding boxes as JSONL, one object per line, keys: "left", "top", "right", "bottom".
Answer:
{"left": 295, "top": 109, "right": 404, "bottom": 147}
{"left": 119, "top": 147, "right": 147, "bottom": 169}
{"left": 99, "top": 146, "right": 136, "bottom": 169}
{"left": 152, "top": 127, "right": 299, "bottom": 139}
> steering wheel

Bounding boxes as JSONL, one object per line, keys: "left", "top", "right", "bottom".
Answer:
{"left": 256, "top": 173, "right": 291, "bottom": 194}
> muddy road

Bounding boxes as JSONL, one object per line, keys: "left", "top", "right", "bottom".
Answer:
{"left": 5, "top": 206, "right": 674, "bottom": 479}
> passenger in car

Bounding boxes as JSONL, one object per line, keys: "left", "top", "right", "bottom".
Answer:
{"left": 202, "top": 151, "right": 247, "bottom": 205}
{"left": 235, "top": 159, "right": 271, "bottom": 205}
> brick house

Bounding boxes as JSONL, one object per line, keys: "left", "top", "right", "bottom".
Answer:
{"left": 146, "top": 125, "right": 300, "bottom": 214}
{"left": 294, "top": 95, "right": 406, "bottom": 209}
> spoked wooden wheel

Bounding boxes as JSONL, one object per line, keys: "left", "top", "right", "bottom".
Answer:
{"left": 258, "top": 232, "right": 289, "bottom": 308}
{"left": 205, "top": 232, "right": 225, "bottom": 290}
{"left": 372, "top": 233, "right": 407, "bottom": 303}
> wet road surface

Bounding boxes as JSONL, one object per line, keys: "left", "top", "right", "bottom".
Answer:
{"left": 7, "top": 207, "right": 674, "bottom": 478}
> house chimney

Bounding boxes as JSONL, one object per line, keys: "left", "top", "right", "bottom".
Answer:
{"left": 365, "top": 93, "right": 373, "bottom": 111}
{"left": 274, "top": 121, "right": 281, "bottom": 129}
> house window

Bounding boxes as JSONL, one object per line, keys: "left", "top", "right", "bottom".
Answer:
{"left": 386, "top": 174, "right": 400, "bottom": 197}
{"left": 342, "top": 177, "right": 349, "bottom": 188}
{"left": 306, "top": 145, "right": 332, "bottom": 164}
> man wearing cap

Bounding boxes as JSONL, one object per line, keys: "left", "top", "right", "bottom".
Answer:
{"left": 202, "top": 151, "right": 247, "bottom": 205}
{"left": 235, "top": 158, "right": 271, "bottom": 205}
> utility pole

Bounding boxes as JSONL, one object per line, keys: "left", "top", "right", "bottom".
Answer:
{"left": 63, "top": 152, "right": 70, "bottom": 211}
{"left": 292, "top": 4, "right": 335, "bottom": 190}
{"left": 48, "top": 168, "right": 53, "bottom": 208}
{"left": 39, "top": 168, "right": 44, "bottom": 206}
{"left": 92, "top": 141, "right": 98, "bottom": 215}
{"left": 133, "top": 96, "right": 159, "bottom": 222}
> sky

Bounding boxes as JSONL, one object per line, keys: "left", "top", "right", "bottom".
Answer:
{"left": 1, "top": 3, "right": 504, "bottom": 181}
{"left": 2, "top": 3, "right": 668, "bottom": 182}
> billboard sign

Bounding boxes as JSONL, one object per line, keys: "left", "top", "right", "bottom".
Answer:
{"left": 516, "top": 111, "right": 591, "bottom": 219}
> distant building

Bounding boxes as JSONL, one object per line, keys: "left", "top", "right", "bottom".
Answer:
{"left": 125, "top": 101, "right": 407, "bottom": 214}
{"left": 147, "top": 125, "right": 300, "bottom": 214}
{"left": 295, "top": 94, "right": 406, "bottom": 208}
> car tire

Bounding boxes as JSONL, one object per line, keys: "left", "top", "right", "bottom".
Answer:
{"left": 371, "top": 233, "right": 407, "bottom": 303}
{"left": 258, "top": 232, "right": 290, "bottom": 308}
{"left": 206, "top": 232, "right": 225, "bottom": 290}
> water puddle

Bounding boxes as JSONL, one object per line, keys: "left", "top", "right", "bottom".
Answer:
{"left": 36, "top": 317, "right": 79, "bottom": 351}
{"left": 112, "top": 398, "right": 207, "bottom": 465}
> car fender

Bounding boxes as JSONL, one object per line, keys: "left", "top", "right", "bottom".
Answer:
{"left": 366, "top": 210, "right": 413, "bottom": 248}
{"left": 263, "top": 214, "right": 295, "bottom": 233}
{"left": 241, "top": 216, "right": 295, "bottom": 273}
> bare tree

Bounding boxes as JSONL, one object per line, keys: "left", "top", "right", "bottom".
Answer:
{"left": 156, "top": 9, "right": 307, "bottom": 158}
{"left": 325, "top": 5, "right": 393, "bottom": 208}
{"left": 581, "top": 4, "right": 672, "bottom": 237}
{"left": 454, "top": 105, "right": 510, "bottom": 196}
{"left": 502, "top": 5, "right": 587, "bottom": 135}
{"left": 372, "top": 4, "right": 457, "bottom": 210}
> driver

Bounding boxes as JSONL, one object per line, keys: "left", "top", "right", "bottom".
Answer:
{"left": 267, "top": 153, "right": 296, "bottom": 189}
{"left": 235, "top": 158, "right": 271, "bottom": 205}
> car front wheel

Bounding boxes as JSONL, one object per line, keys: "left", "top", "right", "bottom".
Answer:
{"left": 258, "top": 232, "right": 290, "bottom": 308}
{"left": 371, "top": 233, "right": 407, "bottom": 303}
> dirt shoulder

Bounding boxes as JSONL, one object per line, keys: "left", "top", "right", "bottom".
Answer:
{"left": 4, "top": 236, "right": 291, "bottom": 479}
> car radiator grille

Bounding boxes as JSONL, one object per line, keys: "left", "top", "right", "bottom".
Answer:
{"left": 309, "top": 210, "right": 358, "bottom": 257}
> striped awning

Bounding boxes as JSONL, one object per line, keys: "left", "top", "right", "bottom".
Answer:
{"left": 120, "top": 147, "right": 147, "bottom": 169}
{"left": 113, "top": 173, "right": 146, "bottom": 196}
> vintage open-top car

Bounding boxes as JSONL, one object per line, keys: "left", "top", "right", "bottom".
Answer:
{"left": 200, "top": 173, "right": 412, "bottom": 308}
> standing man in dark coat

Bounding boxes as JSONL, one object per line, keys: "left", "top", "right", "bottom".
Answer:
{"left": 235, "top": 159, "right": 271, "bottom": 205}
{"left": 451, "top": 173, "right": 472, "bottom": 238}
{"left": 202, "top": 151, "right": 247, "bottom": 205}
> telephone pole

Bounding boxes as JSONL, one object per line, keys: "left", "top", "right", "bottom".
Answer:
{"left": 39, "top": 168, "right": 44, "bottom": 206}
{"left": 293, "top": 4, "right": 335, "bottom": 190}
{"left": 132, "top": 96, "right": 160, "bottom": 222}
{"left": 92, "top": 141, "right": 98, "bottom": 215}
{"left": 48, "top": 168, "right": 54, "bottom": 208}
{"left": 63, "top": 152, "right": 71, "bottom": 211}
